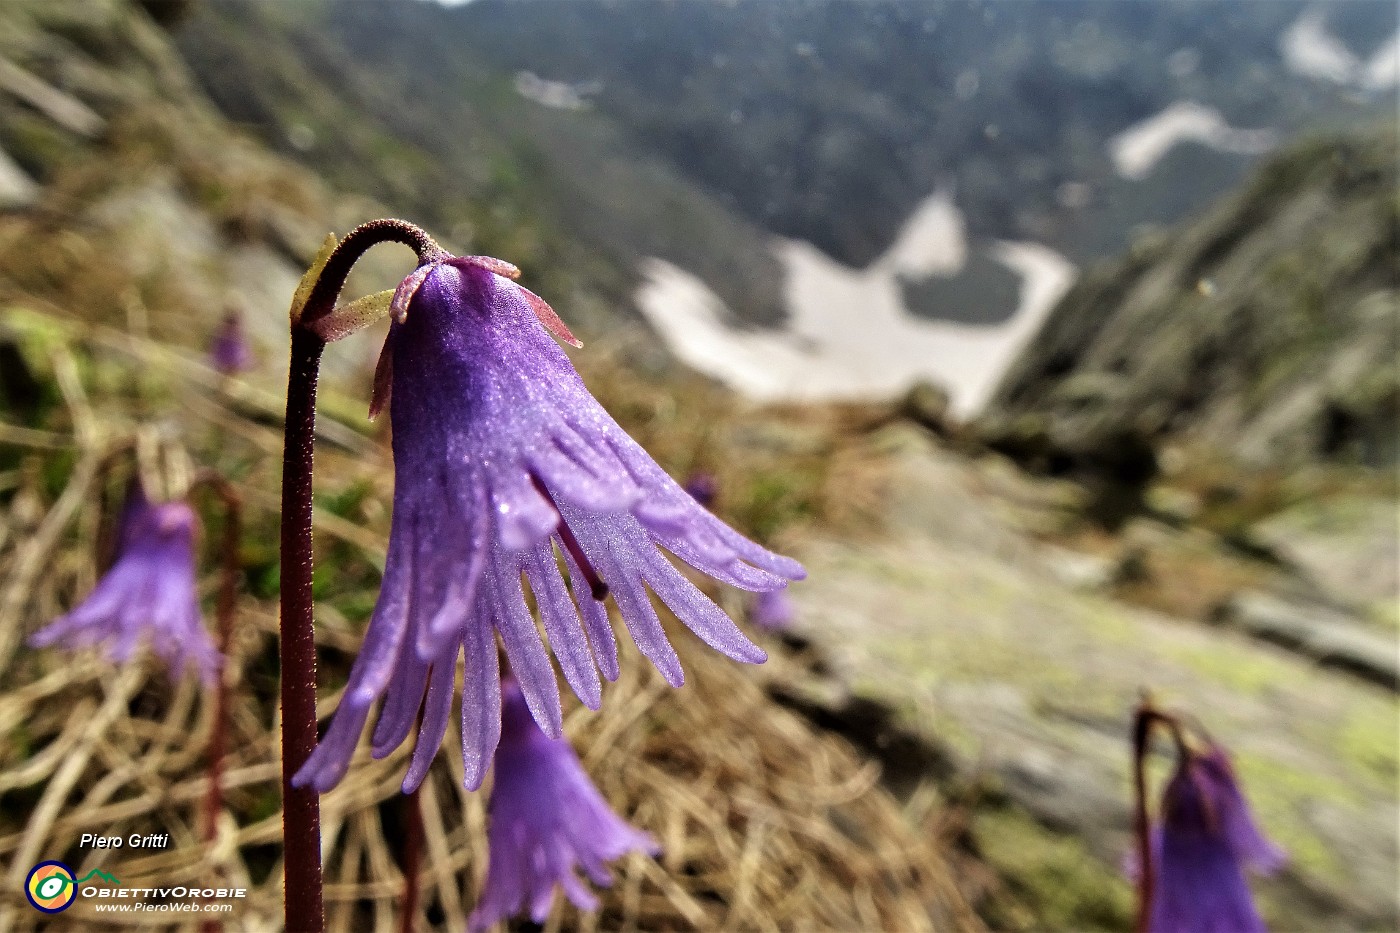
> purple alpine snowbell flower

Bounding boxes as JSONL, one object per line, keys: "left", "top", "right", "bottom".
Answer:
{"left": 295, "top": 255, "right": 805, "bottom": 793}
{"left": 467, "top": 678, "right": 658, "bottom": 931}
{"left": 1147, "top": 743, "right": 1285, "bottom": 933}
{"left": 30, "top": 495, "right": 220, "bottom": 685}
{"left": 209, "top": 311, "right": 253, "bottom": 375}
{"left": 750, "top": 586, "right": 796, "bottom": 631}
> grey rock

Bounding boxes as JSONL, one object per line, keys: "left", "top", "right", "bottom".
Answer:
{"left": 982, "top": 131, "right": 1399, "bottom": 470}
{"left": 788, "top": 434, "right": 1400, "bottom": 929}
{"left": 899, "top": 380, "right": 952, "bottom": 433}
{"left": 0, "top": 145, "right": 36, "bottom": 209}
{"left": 0, "top": 54, "right": 105, "bottom": 137}
{"left": 1213, "top": 591, "right": 1399, "bottom": 690}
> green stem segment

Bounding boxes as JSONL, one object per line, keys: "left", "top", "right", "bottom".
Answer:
{"left": 279, "top": 220, "right": 440, "bottom": 933}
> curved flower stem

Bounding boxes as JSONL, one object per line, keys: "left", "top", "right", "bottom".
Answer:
{"left": 1132, "top": 697, "right": 1180, "bottom": 933}
{"left": 279, "top": 220, "right": 441, "bottom": 933}
{"left": 191, "top": 471, "right": 242, "bottom": 933}
{"left": 1132, "top": 701, "right": 1154, "bottom": 933}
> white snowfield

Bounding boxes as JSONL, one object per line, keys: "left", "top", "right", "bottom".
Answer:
{"left": 1108, "top": 101, "right": 1278, "bottom": 181}
{"left": 1281, "top": 9, "right": 1400, "bottom": 90}
{"left": 634, "top": 191, "right": 1075, "bottom": 419}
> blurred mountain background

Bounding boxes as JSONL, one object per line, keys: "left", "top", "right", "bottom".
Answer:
{"left": 0, "top": 0, "right": 1395, "bottom": 930}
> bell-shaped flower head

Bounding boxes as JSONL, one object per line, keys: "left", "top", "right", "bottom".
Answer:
{"left": 467, "top": 678, "right": 658, "bottom": 931}
{"left": 209, "top": 310, "right": 253, "bottom": 375}
{"left": 295, "top": 256, "right": 805, "bottom": 793}
{"left": 30, "top": 495, "right": 220, "bottom": 685}
{"left": 1146, "top": 742, "right": 1285, "bottom": 933}
{"left": 750, "top": 586, "right": 796, "bottom": 631}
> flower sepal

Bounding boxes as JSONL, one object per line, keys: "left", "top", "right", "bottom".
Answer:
{"left": 288, "top": 233, "right": 338, "bottom": 326}
{"left": 306, "top": 289, "right": 395, "bottom": 342}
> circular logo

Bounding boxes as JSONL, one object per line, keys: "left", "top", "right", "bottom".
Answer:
{"left": 25, "top": 861, "right": 76, "bottom": 913}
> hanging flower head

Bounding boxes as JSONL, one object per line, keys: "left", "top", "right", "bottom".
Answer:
{"left": 294, "top": 254, "right": 804, "bottom": 793}
{"left": 1140, "top": 736, "right": 1285, "bottom": 933}
{"left": 209, "top": 310, "right": 253, "bottom": 375}
{"left": 750, "top": 586, "right": 796, "bottom": 631}
{"left": 467, "top": 677, "right": 657, "bottom": 931}
{"left": 30, "top": 490, "right": 220, "bottom": 685}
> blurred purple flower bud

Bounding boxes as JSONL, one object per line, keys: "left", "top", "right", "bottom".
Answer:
{"left": 750, "top": 586, "right": 795, "bottom": 631}
{"left": 1147, "top": 742, "right": 1285, "bottom": 933}
{"left": 113, "top": 476, "right": 151, "bottom": 556}
{"left": 30, "top": 495, "right": 220, "bottom": 685}
{"left": 682, "top": 472, "right": 718, "bottom": 508}
{"left": 467, "top": 678, "right": 658, "bottom": 932}
{"left": 295, "top": 257, "right": 804, "bottom": 793}
{"left": 209, "top": 311, "right": 253, "bottom": 375}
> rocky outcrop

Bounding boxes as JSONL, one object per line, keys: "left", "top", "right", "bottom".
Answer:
{"left": 783, "top": 426, "right": 1399, "bottom": 931}
{"left": 981, "top": 128, "right": 1398, "bottom": 472}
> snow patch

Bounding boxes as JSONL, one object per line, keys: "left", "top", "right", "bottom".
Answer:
{"left": 634, "top": 193, "right": 1075, "bottom": 418}
{"left": 1281, "top": 9, "right": 1399, "bottom": 90}
{"left": 1108, "top": 101, "right": 1277, "bottom": 181}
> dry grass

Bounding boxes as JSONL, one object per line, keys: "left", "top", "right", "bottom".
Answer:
{"left": 0, "top": 309, "right": 978, "bottom": 932}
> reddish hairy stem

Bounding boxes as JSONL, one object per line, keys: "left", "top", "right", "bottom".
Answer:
{"left": 1132, "top": 704, "right": 1154, "bottom": 933}
{"left": 280, "top": 220, "right": 441, "bottom": 933}
{"left": 1132, "top": 701, "right": 1183, "bottom": 933}
{"left": 399, "top": 785, "right": 424, "bottom": 933}
{"left": 280, "top": 326, "right": 326, "bottom": 933}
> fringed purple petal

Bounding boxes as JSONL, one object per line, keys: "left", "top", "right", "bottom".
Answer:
{"left": 524, "top": 544, "right": 602, "bottom": 710}
{"left": 403, "top": 651, "right": 456, "bottom": 793}
{"left": 582, "top": 524, "right": 684, "bottom": 687}
{"left": 1201, "top": 747, "right": 1288, "bottom": 874}
{"left": 658, "top": 534, "right": 787, "bottom": 592}
{"left": 561, "top": 544, "right": 619, "bottom": 682}
{"left": 459, "top": 607, "right": 502, "bottom": 792}
{"left": 293, "top": 527, "right": 414, "bottom": 792}
{"left": 370, "top": 638, "right": 430, "bottom": 758}
{"left": 490, "top": 555, "right": 563, "bottom": 738}
{"left": 636, "top": 544, "right": 765, "bottom": 663}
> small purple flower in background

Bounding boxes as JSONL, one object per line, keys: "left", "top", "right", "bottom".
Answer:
{"left": 1145, "top": 741, "right": 1285, "bottom": 933}
{"left": 209, "top": 310, "right": 253, "bottom": 375}
{"left": 30, "top": 493, "right": 221, "bottom": 685}
{"left": 750, "top": 586, "right": 795, "bottom": 631}
{"left": 113, "top": 476, "right": 151, "bottom": 555}
{"left": 467, "top": 678, "right": 658, "bottom": 932}
{"left": 295, "top": 255, "right": 804, "bottom": 793}
{"left": 682, "top": 472, "right": 718, "bottom": 508}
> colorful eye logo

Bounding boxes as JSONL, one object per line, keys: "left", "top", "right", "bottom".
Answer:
{"left": 25, "top": 861, "right": 76, "bottom": 913}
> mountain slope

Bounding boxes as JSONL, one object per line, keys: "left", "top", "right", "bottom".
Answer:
{"left": 981, "top": 127, "right": 1398, "bottom": 475}
{"left": 173, "top": 0, "right": 787, "bottom": 334}
{"left": 392, "top": 0, "right": 1394, "bottom": 267}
